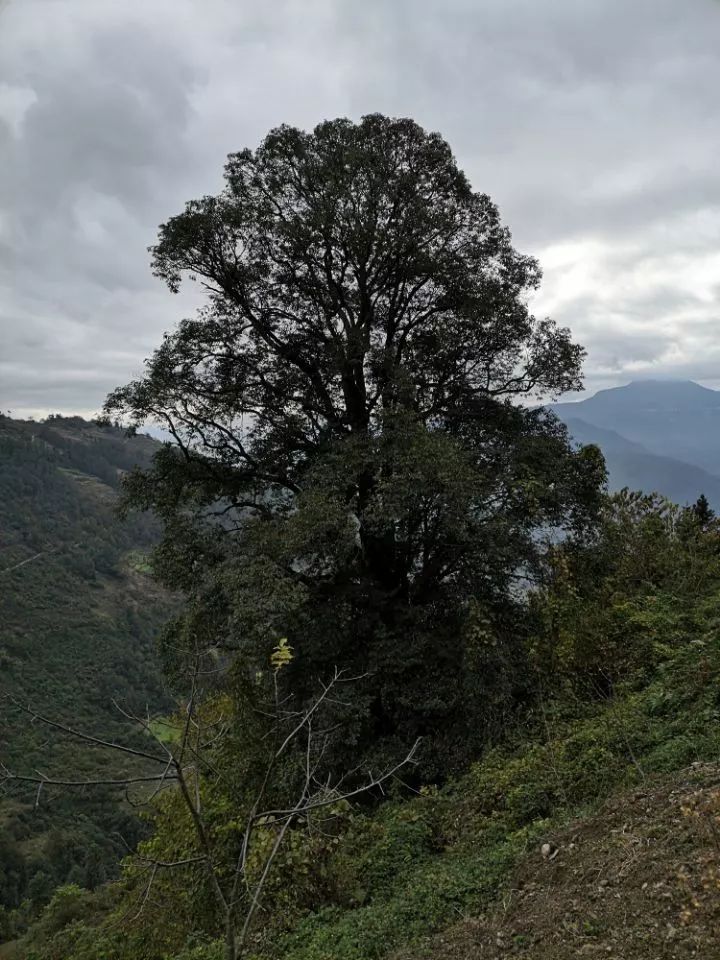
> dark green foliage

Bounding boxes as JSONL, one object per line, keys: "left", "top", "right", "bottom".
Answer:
{"left": 106, "top": 114, "right": 605, "bottom": 773}
{"left": 0, "top": 840, "right": 26, "bottom": 909}
{"left": 530, "top": 490, "right": 720, "bottom": 694}
{"left": 692, "top": 492, "right": 715, "bottom": 527}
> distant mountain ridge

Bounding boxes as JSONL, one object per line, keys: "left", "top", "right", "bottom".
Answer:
{"left": 560, "top": 417, "right": 647, "bottom": 454}
{"left": 550, "top": 380, "right": 720, "bottom": 509}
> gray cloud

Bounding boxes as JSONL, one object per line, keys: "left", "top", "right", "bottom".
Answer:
{"left": 1, "top": 0, "right": 719, "bottom": 417}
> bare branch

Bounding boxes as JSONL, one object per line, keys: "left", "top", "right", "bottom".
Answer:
{"left": 131, "top": 863, "right": 158, "bottom": 922}
{"left": 0, "top": 766, "right": 179, "bottom": 789}
{"left": 256, "top": 737, "right": 421, "bottom": 822}
{"left": 136, "top": 855, "right": 207, "bottom": 869}
{"left": 8, "top": 700, "right": 170, "bottom": 765}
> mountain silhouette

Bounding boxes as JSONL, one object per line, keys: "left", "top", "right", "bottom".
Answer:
{"left": 550, "top": 381, "right": 720, "bottom": 509}
{"left": 552, "top": 380, "right": 720, "bottom": 476}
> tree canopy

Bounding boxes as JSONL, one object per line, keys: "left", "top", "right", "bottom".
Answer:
{"left": 107, "top": 114, "right": 605, "bottom": 772}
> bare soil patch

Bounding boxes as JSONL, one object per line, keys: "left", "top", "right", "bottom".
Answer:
{"left": 396, "top": 763, "right": 720, "bottom": 959}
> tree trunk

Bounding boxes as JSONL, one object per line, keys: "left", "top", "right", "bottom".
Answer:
{"left": 225, "top": 910, "right": 236, "bottom": 960}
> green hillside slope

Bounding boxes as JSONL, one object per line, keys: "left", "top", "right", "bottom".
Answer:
{"left": 0, "top": 415, "right": 173, "bottom": 935}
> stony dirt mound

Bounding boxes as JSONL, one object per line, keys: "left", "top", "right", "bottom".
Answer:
{"left": 398, "top": 763, "right": 720, "bottom": 959}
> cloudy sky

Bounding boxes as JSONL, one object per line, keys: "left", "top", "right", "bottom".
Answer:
{"left": 1, "top": 0, "right": 719, "bottom": 418}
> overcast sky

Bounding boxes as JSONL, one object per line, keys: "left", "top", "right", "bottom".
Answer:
{"left": 1, "top": 0, "right": 719, "bottom": 418}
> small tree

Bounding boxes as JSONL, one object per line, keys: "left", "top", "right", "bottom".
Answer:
{"left": 692, "top": 493, "right": 716, "bottom": 529}
{"left": 1, "top": 642, "right": 418, "bottom": 960}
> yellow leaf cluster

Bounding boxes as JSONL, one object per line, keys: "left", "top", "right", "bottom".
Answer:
{"left": 270, "top": 637, "right": 294, "bottom": 673}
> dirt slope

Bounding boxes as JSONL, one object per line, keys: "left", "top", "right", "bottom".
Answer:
{"left": 397, "top": 764, "right": 720, "bottom": 959}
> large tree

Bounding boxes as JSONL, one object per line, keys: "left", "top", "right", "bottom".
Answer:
{"left": 108, "top": 114, "right": 605, "bottom": 773}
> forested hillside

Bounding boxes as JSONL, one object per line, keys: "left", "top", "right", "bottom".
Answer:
{"left": 0, "top": 415, "right": 173, "bottom": 940}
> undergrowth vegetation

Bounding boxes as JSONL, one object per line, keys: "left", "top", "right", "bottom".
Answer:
{"left": 15, "top": 492, "right": 720, "bottom": 960}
